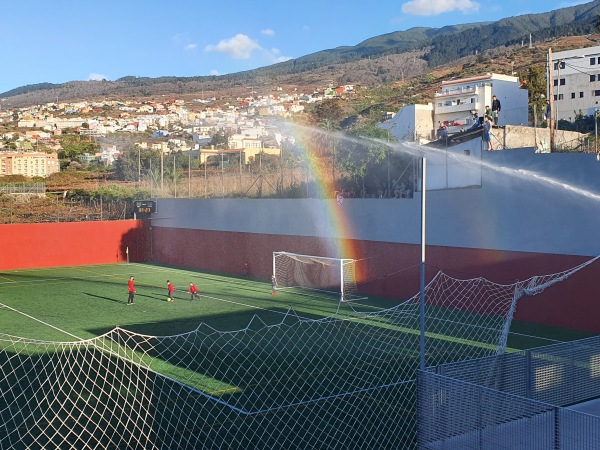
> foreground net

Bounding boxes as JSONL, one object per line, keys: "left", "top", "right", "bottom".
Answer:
{"left": 0, "top": 258, "right": 595, "bottom": 449}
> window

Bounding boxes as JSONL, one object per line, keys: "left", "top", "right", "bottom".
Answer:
{"left": 592, "top": 75, "right": 597, "bottom": 82}
{"left": 571, "top": 93, "right": 576, "bottom": 99}
{"left": 553, "top": 61, "right": 565, "bottom": 70}
{"left": 591, "top": 57, "right": 597, "bottom": 65}
{"left": 554, "top": 79, "right": 558, "bottom": 86}
{"left": 581, "top": 92, "right": 585, "bottom": 98}
{"left": 560, "top": 78, "right": 566, "bottom": 86}
{"left": 594, "top": 90, "right": 600, "bottom": 97}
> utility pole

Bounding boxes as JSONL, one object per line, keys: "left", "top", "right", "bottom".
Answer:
{"left": 548, "top": 48, "right": 556, "bottom": 152}
{"left": 160, "top": 152, "right": 164, "bottom": 194}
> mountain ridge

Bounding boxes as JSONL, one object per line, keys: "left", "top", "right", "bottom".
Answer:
{"left": 2, "top": 0, "right": 600, "bottom": 107}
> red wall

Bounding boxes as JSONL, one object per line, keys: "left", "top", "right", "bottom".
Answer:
{"left": 2, "top": 221, "right": 598, "bottom": 332}
{"left": 151, "top": 227, "right": 600, "bottom": 333}
{"left": 0, "top": 220, "right": 149, "bottom": 270}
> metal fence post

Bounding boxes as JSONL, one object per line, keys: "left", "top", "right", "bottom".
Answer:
{"left": 525, "top": 349, "right": 532, "bottom": 399}
{"left": 554, "top": 406, "right": 560, "bottom": 450}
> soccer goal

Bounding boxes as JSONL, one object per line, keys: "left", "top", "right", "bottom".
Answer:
{"left": 272, "top": 251, "right": 365, "bottom": 301}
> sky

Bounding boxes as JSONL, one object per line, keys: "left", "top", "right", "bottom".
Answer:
{"left": 0, "top": 0, "right": 593, "bottom": 95}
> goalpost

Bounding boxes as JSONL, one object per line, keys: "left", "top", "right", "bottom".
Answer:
{"left": 272, "top": 251, "right": 365, "bottom": 301}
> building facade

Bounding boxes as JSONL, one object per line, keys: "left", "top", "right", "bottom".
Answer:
{"left": 550, "top": 45, "right": 600, "bottom": 122}
{"left": 379, "top": 73, "right": 529, "bottom": 143}
{"left": 0, "top": 152, "right": 60, "bottom": 177}
{"left": 434, "top": 73, "right": 528, "bottom": 131}
{"left": 378, "top": 104, "right": 434, "bottom": 142}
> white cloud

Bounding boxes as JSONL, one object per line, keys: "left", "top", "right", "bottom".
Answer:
{"left": 88, "top": 73, "right": 107, "bottom": 81}
{"left": 401, "top": 0, "right": 480, "bottom": 16}
{"left": 173, "top": 33, "right": 197, "bottom": 51}
{"left": 266, "top": 48, "right": 293, "bottom": 64}
{"left": 261, "top": 29, "right": 275, "bottom": 36}
{"left": 210, "top": 69, "right": 219, "bottom": 76}
{"left": 205, "top": 34, "right": 261, "bottom": 59}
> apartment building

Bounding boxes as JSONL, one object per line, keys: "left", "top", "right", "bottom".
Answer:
{"left": 434, "top": 73, "right": 528, "bottom": 131}
{"left": 550, "top": 45, "right": 600, "bottom": 122}
{"left": 0, "top": 152, "right": 60, "bottom": 177}
{"left": 380, "top": 73, "right": 528, "bottom": 141}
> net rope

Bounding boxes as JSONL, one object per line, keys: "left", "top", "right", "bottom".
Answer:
{"left": 0, "top": 256, "right": 596, "bottom": 449}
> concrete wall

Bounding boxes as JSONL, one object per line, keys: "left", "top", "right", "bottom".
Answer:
{"left": 0, "top": 220, "right": 149, "bottom": 270}
{"left": 149, "top": 220, "right": 600, "bottom": 332}
{"left": 491, "top": 81, "right": 529, "bottom": 127}
{"left": 378, "top": 104, "right": 434, "bottom": 142}
{"left": 501, "top": 125, "right": 584, "bottom": 152}
{"left": 146, "top": 149, "right": 600, "bottom": 332}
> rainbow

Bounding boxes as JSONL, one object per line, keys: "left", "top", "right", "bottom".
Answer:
{"left": 285, "top": 123, "right": 362, "bottom": 264}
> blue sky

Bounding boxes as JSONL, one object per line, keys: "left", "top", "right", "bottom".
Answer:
{"left": 0, "top": 0, "right": 592, "bottom": 94}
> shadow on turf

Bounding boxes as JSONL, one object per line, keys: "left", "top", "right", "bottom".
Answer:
{"left": 84, "top": 292, "right": 171, "bottom": 305}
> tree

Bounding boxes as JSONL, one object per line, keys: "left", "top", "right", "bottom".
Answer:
{"left": 57, "top": 135, "right": 99, "bottom": 160}
{"left": 308, "top": 99, "right": 344, "bottom": 124}
{"left": 319, "top": 118, "right": 341, "bottom": 188}
{"left": 208, "top": 131, "right": 229, "bottom": 149}
{"left": 114, "top": 147, "right": 163, "bottom": 181}
{"left": 337, "top": 125, "right": 395, "bottom": 197}
{"left": 523, "top": 65, "right": 547, "bottom": 124}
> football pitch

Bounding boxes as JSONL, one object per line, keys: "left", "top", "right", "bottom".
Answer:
{"left": 0, "top": 262, "right": 594, "bottom": 449}
{"left": 0, "top": 262, "right": 591, "bottom": 345}
{"left": 0, "top": 262, "right": 373, "bottom": 342}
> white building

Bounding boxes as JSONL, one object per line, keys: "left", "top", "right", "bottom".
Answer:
{"left": 550, "top": 45, "right": 600, "bottom": 122}
{"left": 434, "top": 73, "right": 528, "bottom": 131}
{"left": 380, "top": 73, "right": 529, "bottom": 143}
{"left": 378, "top": 104, "right": 434, "bottom": 142}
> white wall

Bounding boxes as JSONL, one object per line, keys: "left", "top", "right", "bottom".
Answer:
{"left": 491, "top": 81, "right": 529, "bottom": 126}
{"left": 150, "top": 148, "right": 600, "bottom": 256}
{"left": 378, "top": 104, "right": 433, "bottom": 142}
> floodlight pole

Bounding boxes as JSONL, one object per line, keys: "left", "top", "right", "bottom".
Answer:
{"left": 419, "top": 157, "right": 427, "bottom": 371}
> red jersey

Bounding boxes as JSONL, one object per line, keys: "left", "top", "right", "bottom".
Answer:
{"left": 167, "top": 282, "right": 174, "bottom": 293}
{"left": 128, "top": 279, "right": 135, "bottom": 293}
{"left": 188, "top": 284, "right": 198, "bottom": 294}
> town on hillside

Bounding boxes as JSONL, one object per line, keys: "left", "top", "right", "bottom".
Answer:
{"left": 0, "top": 43, "right": 598, "bottom": 203}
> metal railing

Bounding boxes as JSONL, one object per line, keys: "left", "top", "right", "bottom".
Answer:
{"left": 0, "top": 182, "right": 46, "bottom": 194}
{"left": 418, "top": 336, "right": 600, "bottom": 449}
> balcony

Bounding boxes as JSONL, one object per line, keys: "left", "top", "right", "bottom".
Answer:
{"left": 436, "top": 101, "right": 480, "bottom": 114}
{"left": 435, "top": 86, "right": 480, "bottom": 98}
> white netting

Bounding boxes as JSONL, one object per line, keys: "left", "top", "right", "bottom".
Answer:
{"left": 0, "top": 257, "right": 595, "bottom": 449}
{"left": 273, "top": 251, "right": 361, "bottom": 301}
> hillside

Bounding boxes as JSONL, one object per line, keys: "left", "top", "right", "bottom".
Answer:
{"left": 2, "top": 0, "right": 600, "bottom": 108}
{"left": 1, "top": 30, "right": 600, "bottom": 224}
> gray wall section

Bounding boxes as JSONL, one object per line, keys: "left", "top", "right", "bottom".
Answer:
{"left": 150, "top": 148, "right": 600, "bottom": 257}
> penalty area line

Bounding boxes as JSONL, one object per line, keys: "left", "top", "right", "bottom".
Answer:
{"left": 0, "top": 302, "right": 82, "bottom": 341}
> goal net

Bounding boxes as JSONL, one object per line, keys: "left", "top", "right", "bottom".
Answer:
{"left": 273, "top": 251, "right": 364, "bottom": 301}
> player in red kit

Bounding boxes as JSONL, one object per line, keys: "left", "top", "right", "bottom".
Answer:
{"left": 167, "top": 280, "right": 175, "bottom": 301}
{"left": 188, "top": 282, "right": 200, "bottom": 300}
{"left": 127, "top": 276, "right": 136, "bottom": 305}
